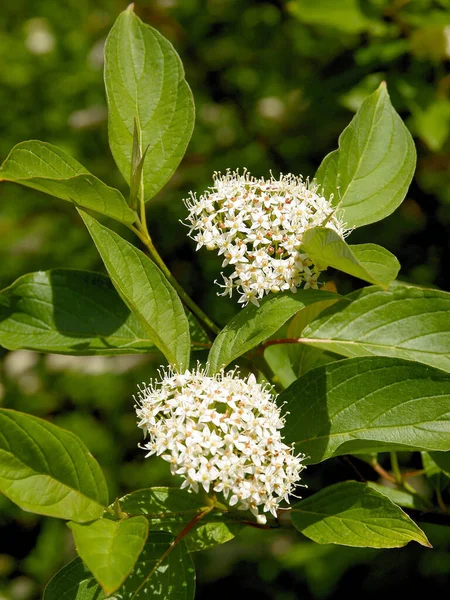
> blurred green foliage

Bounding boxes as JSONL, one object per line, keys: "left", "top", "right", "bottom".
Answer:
{"left": 1, "top": 0, "right": 450, "bottom": 598}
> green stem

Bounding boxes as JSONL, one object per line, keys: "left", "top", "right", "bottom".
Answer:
{"left": 129, "top": 216, "right": 220, "bottom": 338}
{"left": 390, "top": 451, "right": 403, "bottom": 485}
{"left": 436, "top": 485, "right": 448, "bottom": 514}
{"left": 373, "top": 457, "right": 432, "bottom": 508}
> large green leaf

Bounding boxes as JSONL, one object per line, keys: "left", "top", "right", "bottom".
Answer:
{"left": 0, "top": 269, "right": 157, "bottom": 355}
{"left": 208, "top": 289, "right": 341, "bottom": 374}
{"left": 315, "top": 83, "right": 416, "bottom": 228}
{"left": 119, "top": 487, "right": 242, "bottom": 552}
{"left": 279, "top": 357, "right": 450, "bottom": 463}
{"left": 68, "top": 517, "right": 149, "bottom": 595}
{"left": 291, "top": 482, "right": 430, "bottom": 548}
{"left": 301, "top": 228, "right": 400, "bottom": 287}
{"left": 80, "top": 211, "right": 190, "bottom": 370}
{"left": 104, "top": 6, "right": 194, "bottom": 201}
{"left": 0, "top": 141, "right": 135, "bottom": 224}
{"left": 0, "top": 409, "right": 108, "bottom": 522}
{"left": 301, "top": 285, "right": 450, "bottom": 373}
{"left": 44, "top": 532, "right": 195, "bottom": 600}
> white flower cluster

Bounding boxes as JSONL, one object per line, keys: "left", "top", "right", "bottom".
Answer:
{"left": 135, "top": 367, "right": 305, "bottom": 523}
{"left": 184, "top": 170, "right": 348, "bottom": 306}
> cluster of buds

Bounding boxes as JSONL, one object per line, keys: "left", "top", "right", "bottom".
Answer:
{"left": 135, "top": 366, "right": 305, "bottom": 523}
{"left": 184, "top": 170, "right": 347, "bottom": 306}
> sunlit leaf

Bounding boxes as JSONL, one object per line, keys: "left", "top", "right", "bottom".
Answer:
{"left": 279, "top": 357, "right": 450, "bottom": 463}
{"left": 104, "top": 6, "right": 194, "bottom": 201}
{"left": 208, "top": 289, "right": 341, "bottom": 374}
{"left": 80, "top": 211, "right": 190, "bottom": 370}
{"left": 0, "top": 409, "right": 108, "bottom": 522}
{"left": 316, "top": 83, "right": 416, "bottom": 228}
{"left": 292, "top": 482, "right": 430, "bottom": 548}
{"left": 68, "top": 517, "right": 148, "bottom": 594}
{"left": 0, "top": 141, "right": 135, "bottom": 224}
{"left": 301, "top": 228, "right": 400, "bottom": 287}
{"left": 301, "top": 285, "right": 450, "bottom": 373}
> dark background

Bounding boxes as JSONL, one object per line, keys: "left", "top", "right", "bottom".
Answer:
{"left": 0, "top": 1, "right": 450, "bottom": 598}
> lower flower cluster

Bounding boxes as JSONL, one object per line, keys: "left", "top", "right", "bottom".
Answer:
{"left": 135, "top": 366, "right": 305, "bottom": 523}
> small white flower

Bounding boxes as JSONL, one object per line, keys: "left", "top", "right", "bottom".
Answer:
{"left": 135, "top": 365, "right": 305, "bottom": 521}
{"left": 183, "top": 170, "right": 348, "bottom": 306}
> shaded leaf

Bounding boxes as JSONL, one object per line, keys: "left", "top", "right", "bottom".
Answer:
{"left": 43, "top": 558, "right": 106, "bottom": 600}
{"left": 44, "top": 532, "right": 195, "bottom": 600}
{"left": 0, "top": 269, "right": 157, "bottom": 355}
{"left": 422, "top": 452, "right": 450, "bottom": 491}
{"left": 0, "top": 269, "right": 206, "bottom": 356}
{"left": 119, "top": 487, "right": 241, "bottom": 552}
{"left": 428, "top": 451, "right": 450, "bottom": 478}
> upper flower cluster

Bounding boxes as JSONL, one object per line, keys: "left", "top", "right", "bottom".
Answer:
{"left": 135, "top": 366, "right": 305, "bottom": 523}
{"left": 184, "top": 170, "right": 347, "bottom": 306}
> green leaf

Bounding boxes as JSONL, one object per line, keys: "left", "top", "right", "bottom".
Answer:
{"left": 285, "top": 288, "right": 343, "bottom": 377}
{"left": 188, "top": 313, "right": 210, "bottom": 349}
{"left": 43, "top": 558, "right": 107, "bottom": 600}
{"left": 104, "top": 5, "right": 194, "bottom": 201}
{"left": 0, "top": 409, "right": 108, "bottom": 522}
{"left": 301, "top": 285, "right": 450, "bottom": 373}
{"left": 366, "top": 482, "right": 429, "bottom": 511}
{"left": 428, "top": 451, "right": 450, "bottom": 478}
{"left": 109, "top": 532, "right": 195, "bottom": 599}
{"left": 264, "top": 345, "right": 298, "bottom": 389}
{"left": 0, "top": 141, "right": 135, "bottom": 224}
{"left": 279, "top": 357, "right": 450, "bottom": 463}
{"left": 289, "top": 0, "right": 375, "bottom": 34}
{"left": 68, "top": 517, "right": 149, "bottom": 595}
{"left": 291, "top": 482, "right": 430, "bottom": 548}
{"left": 44, "top": 532, "right": 195, "bottom": 600}
{"left": 422, "top": 452, "right": 450, "bottom": 491}
{"left": 80, "top": 211, "right": 190, "bottom": 370}
{"left": 208, "top": 289, "right": 341, "bottom": 374}
{"left": 301, "top": 227, "right": 400, "bottom": 287}
{"left": 0, "top": 269, "right": 158, "bottom": 355}
{"left": 316, "top": 83, "right": 416, "bottom": 228}
{"left": 119, "top": 487, "right": 242, "bottom": 552}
